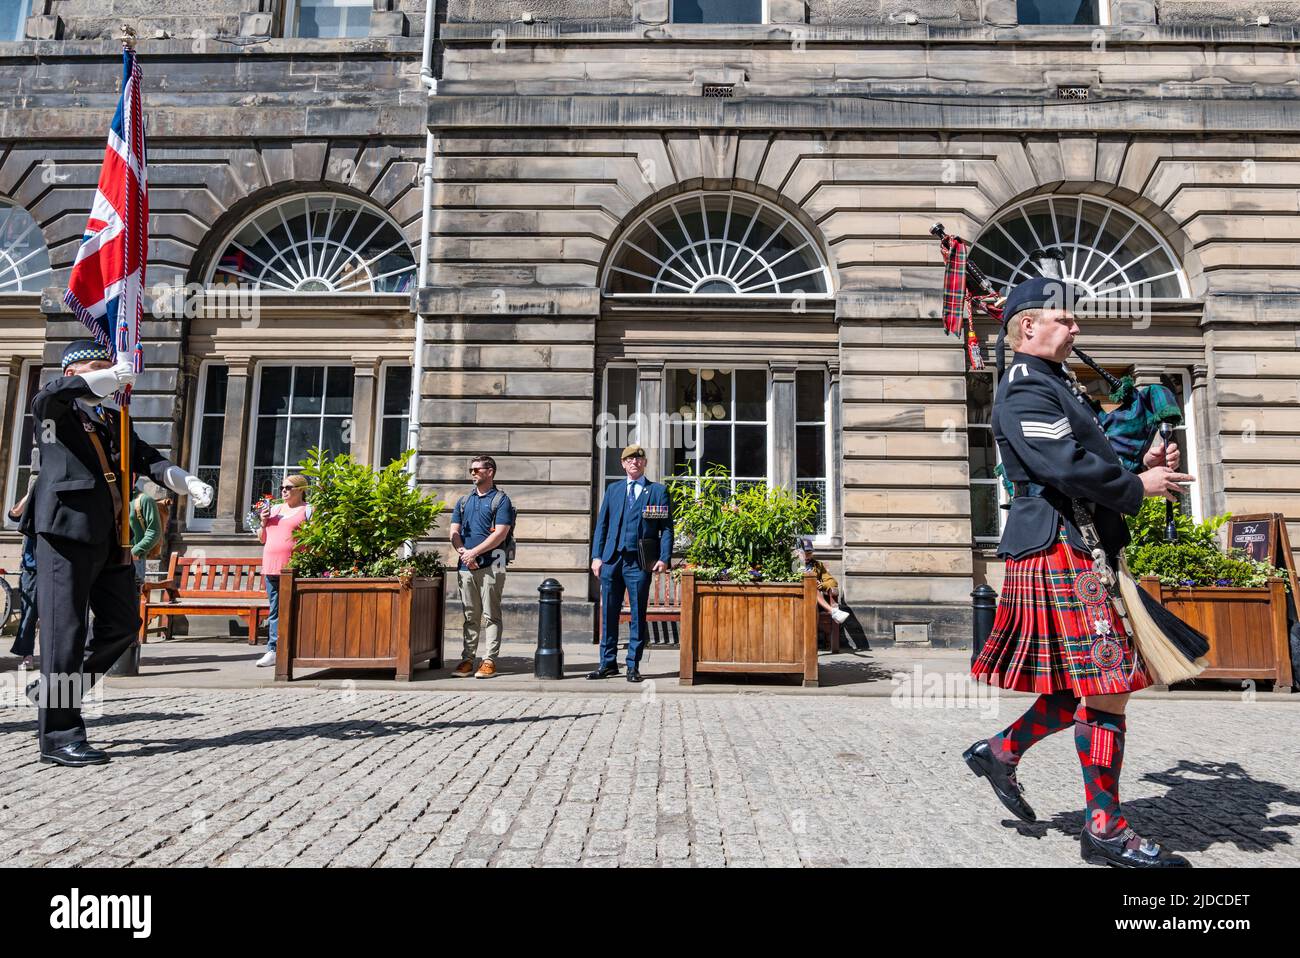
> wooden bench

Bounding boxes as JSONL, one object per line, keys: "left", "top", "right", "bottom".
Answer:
{"left": 139, "top": 554, "right": 270, "bottom": 645}
{"left": 592, "top": 569, "right": 843, "bottom": 652}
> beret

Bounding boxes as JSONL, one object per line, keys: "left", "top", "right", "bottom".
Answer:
{"left": 1002, "top": 276, "right": 1088, "bottom": 323}
{"left": 61, "top": 339, "right": 113, "bottom": 370}
{"left": 620, "top": 444, "right": 647, "bottom": 460}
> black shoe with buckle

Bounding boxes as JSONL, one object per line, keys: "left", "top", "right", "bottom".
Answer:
{"left": 963, "top": 739, "right": 1036, "bottom": 823}
{"left": 40, "top": 742, "right": 110, "bottom": 767}
{"left": 1081, "top": 827, "right": 1191, "bottom": 868}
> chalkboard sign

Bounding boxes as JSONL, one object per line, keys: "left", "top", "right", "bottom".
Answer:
{"left": 1228, "top": 514, "right": 1278, "bottom": 564}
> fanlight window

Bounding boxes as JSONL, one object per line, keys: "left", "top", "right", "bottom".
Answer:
{"left": 208, "top": 195, "right": 416, "bottom": 293}
{"left": 0, "top": 201, "right": 52, "bottom": 293}
{"left": 971, "top": 196, "right": 1187, "bottom": 300}
{"left": 605, "top": 193, "right": 830, "bottom": 297}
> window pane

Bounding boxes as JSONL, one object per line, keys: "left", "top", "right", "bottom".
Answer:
{"left": 198, "top": 420, "right": 224, "bottom": 465}
{"left": 734, "top": 425, "right": 765, "bottom": 478}
{"left": 796, "top": 425, "right": 825, "bottom": 479}
{"left": 296, "top": 0, "right": 371, "bottom": 38}
{"left": 967, "top": 373, "right": 994, "bottom": 425}
{"left": 972, "top": 485, "right": 1000, "bottom": 539}
{"left": 969, "top": 430, "right": 996, "bottom": 480}
{"left": 606, "top": 366, "right": 637, "bottom": 416}
{"left": 325, "top": 366, "right": 354, "bottom": 415}
{"left": 253, "top": 416, "right": 287, "bottom": 467}
{"left": 383, "top": 366, "right": 411, "bottom": 416}
{"left": 380, "top": 418, "right": 407, "bottom": 465}
{"left": 1016, "top": 0, "right": 1100, "bottom": 25}
{"left": 700, "top": 369, "right": 731, "bottom": 420}
{"left": 701, "top": 424, "right": 731, "bottom": 472}
{"left": 671, "top": 3, "right": 765, "bottom": 27}
{"left": 287, "top": 418, "right": 319, "bottom": 467}
{"left": 291, "top": 367, "right": 325, "bottom": 414}
{"left": 204, "top": 365, "right": 229, "bottom": 412}
{"left": 734, "top": 368, "right": 766, "bottom": 421}
{"left": 798, "top": 480, "right": 828, "bottom": 536}
{"left": 668, "top": 368, "right": 696, "bottom": 418}
{"left": 258, "top": 367, "right": 291, "bottom": 414}
{"left": 796, "top": 370, "right": 824, "bottom": 423}
{"left": 2, "top": 0, "right": 26, "bottom": 44}
{"left": 319, "top": 417, "right": 348, "bottom": 458}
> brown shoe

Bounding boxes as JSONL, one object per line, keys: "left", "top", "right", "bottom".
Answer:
{"left": 452, "top": 659, "right": 475, "bottom": 677}
{"left": 474, "top": 659, "right": 497, "bottom": 679}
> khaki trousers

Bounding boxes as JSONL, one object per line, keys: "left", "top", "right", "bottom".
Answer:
{"left": 458, "top": 565, "right": 506, "bottom": 661}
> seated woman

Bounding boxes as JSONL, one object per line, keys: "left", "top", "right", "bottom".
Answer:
{"left": 798, "top": 536, "right": 850, "bottom": 625}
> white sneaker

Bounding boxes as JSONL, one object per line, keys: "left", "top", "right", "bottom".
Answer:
{"left": 830, "top": 608, "right": 850, "bottom": 625}
{"left": 256, "top": 651, "right": 276, "bottom": 668}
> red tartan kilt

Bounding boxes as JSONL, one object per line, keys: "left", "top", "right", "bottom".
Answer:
{"left": 971, "top": 535, "right": 1150, "bottom": 697}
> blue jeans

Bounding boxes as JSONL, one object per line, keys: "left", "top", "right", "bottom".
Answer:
{"left": 599, "top": 552, "right": 651, "bottom": 670}
{"left": 10, "top": 562, "right": 38, "bottom": 657}
{"left": 265, "top": 576, "right": 280, "bottom": 653}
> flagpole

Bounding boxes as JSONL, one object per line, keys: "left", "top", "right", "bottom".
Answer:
{"left": 118, "top": 24, "right": 136, "bottom": 552}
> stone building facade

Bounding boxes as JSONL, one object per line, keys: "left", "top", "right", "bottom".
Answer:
{"left": 3, "top": 0, "right": 1300, "bottom": 646}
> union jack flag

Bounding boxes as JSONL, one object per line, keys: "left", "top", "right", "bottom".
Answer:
{"left": 64, "top": 45, "right": 148, "bottom": 404}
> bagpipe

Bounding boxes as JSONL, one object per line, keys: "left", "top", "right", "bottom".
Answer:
{"left": 932, "top": 223, "right": 1209, "bottom": 683}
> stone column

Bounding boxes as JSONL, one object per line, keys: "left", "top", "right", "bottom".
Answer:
{"left": 211, "top": 356, "right": 252, "bottom": 535}
{"left": 828, "top": 358, "right": 843, "bottom": 549}
{"left": 351, "top": 361, "right": 380, "bottom": 466}
{"left": 1189, "top": 363, "right": 1221, "bottom": 518}
{"left": 637, "top": 361, "right": 664, "bottom": 481}
{"left": 770, "top": 360, "right": 798, "bottom": 492}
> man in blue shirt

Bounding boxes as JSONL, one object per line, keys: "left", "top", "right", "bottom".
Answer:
{"left": 450, "top": 455, "right": 515, "bottom": 679}
{"left": 589, "top": 444, "right": 674, "bottom": 683}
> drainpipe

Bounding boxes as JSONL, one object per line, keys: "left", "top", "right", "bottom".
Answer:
{"left": 406, "top": 2, "right": 438, "bottom": 489}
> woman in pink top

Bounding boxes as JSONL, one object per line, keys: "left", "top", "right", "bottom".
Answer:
{"left": 255, "top": 474, "right": 311, "bottom": 668}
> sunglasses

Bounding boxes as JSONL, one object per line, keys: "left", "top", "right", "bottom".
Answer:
{"left": 469, "top": 466, "right": 492, "bottom": 473}
{"left": 280, "top": 485, "right": 297, "bottom": 492}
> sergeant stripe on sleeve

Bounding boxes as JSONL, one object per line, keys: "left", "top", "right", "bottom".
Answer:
{"left": 1020, "top": 417, "right": 1072, "bottom": 440}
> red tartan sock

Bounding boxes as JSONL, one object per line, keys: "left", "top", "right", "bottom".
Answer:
{"left": 1074, "top": 706, "right": 1129, "bottom": 837}
{"left": 988, "top": 691, "right": 1078, "bottom": 766}
{"left": 982, "top": 691, "right": 1076, "bottom": 764}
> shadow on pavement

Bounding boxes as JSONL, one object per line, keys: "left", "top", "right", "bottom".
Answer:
{"left": 96, "top": 712, "right": 601, "bottom": 755}
{"left": 1005, "top": 760, "right": 1300, "bottom": 857}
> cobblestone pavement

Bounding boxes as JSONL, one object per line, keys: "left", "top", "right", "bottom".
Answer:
{"left": 1, "top": 684, "right": 1297, "bottom": 867}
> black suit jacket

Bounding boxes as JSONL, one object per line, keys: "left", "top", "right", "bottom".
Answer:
{"left": 992, "top": 352, "right": 1145, "bottom": 560}
{"left": 20, "top": 375, "right": 175, "bottom": 546}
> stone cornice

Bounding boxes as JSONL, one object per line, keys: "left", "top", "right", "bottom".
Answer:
{"left": 0, "top": 36, "right": 424, "bottom": 60}
{"left": 1, "top": 105, "right": 426, "bottom": 139}
{"left": 427, "top": 94, "right": 1300, "bottom": 134}
{"left": 440, "top": 20, "right": 1300, "bottom": 46}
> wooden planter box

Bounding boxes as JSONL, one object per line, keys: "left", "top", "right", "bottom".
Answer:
{"left": 274, "top": 572, "right": 444, "bottom": 682}
{"left": 679, "top": 571, "right": 818, "bottom": 687}
{"left": 1138, "top": 576, "right": 1293, "bottom": 692}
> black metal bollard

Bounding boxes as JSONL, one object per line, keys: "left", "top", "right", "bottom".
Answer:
{"left": 970, "top": 584, "right": 997, "bottom": 667}
{"left": 535, "top": 578, "right": 564, "bottom": 679}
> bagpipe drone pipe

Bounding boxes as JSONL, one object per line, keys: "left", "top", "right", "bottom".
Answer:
{"left": 932, "top": 223, "right": 1210, "bottom": 683}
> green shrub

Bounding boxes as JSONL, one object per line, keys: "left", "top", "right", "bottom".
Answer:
{"left": 667, "top": 465, "right": 819, "bottom": 582}
{"left": 287, "top": 447, "right": 444, "bottom": 579}
{"left": 1124, "top": 499, "right": 1287, "bottom": 589}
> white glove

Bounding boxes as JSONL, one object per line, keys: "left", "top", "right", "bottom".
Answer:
{"left": 186, "top": 476, "right": 214, "bottom": 509}
{"left": 80, "top": 360, "right": 137, "bottom": 399}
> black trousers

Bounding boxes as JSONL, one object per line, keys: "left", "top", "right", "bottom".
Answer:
{"left": 34, "top": 533, "right": 139, "bottom": 752}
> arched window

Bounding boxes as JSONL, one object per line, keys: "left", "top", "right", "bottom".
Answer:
{"left": 604, "top": 193, "right": 831, "bottom": 297}
{"left": 971, "top": 195, "right": 1187, "bottom": 300}
{"left": 206, "top": 194, "right": 415, "bottom": 293}
{"left": 0, "top": 201, "right": 52, "bottom": 293}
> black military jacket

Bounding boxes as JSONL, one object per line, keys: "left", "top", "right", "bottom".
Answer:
{"left": 992, "top": 352, "right": 1145, "bottom": 559}
{"left": 20, "top": 376, "right": 174, "bottom": 546}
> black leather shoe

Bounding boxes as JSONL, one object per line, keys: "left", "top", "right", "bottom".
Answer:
{"left": 626, "top": 668, "right": 643, "bottom": 683}
{"left": 586, "top": 665, "right": 619, "bottom": 680}
{"left": 963, "top": 739, "right": 1036, "bottom": 823}
{"left": 40, "top": 742, "right": 110, "bottom": 767}
{"left": 25, "top": 679, "right": 40, "bottom": 708}
{"left": 1081, "top": 827, "right": 1191, "bottom": 868}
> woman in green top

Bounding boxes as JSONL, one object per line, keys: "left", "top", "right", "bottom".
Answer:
{"left": 128, "top": 484, "right": 162, "bottom": 588}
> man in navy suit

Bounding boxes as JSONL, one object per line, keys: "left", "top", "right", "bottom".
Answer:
{"left": 589, "top": 444, "right": 674, "bottom": 683}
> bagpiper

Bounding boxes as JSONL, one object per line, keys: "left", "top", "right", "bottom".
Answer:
{"left": 22, "top": 341, "right": 213, "bottom": 766}
{"left": 963, "top": 277, "right": 1196, "bottom": 868}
